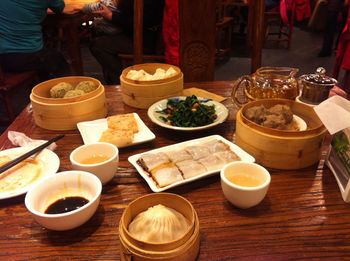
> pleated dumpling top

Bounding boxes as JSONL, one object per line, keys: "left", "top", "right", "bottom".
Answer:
{"left": 128, "top": 204, "right": 190, "bottom": 243}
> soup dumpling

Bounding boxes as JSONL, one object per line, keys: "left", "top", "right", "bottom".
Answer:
{"left": 128, "top": 204, "right": 190, "bottom": 243}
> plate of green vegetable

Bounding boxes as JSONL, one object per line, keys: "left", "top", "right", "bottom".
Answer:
{"left": 147, "top": 95, "right": 229, "bottom": 131}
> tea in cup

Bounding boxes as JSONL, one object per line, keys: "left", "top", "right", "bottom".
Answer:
{"left": 220, "top": 162, "right": 271, "bottom": 209}
{"left": 70, "top": 142, "right": 119, "bottom": 184}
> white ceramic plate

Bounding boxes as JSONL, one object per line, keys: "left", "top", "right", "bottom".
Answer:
{"left": 128, "top": 135, "right": 255, "bottom": 192}
{"left": 293, "top": 115, "right": 307, "bottom": 131}
{"left": 147, "top": 97, "right": 229, "bottom": 131}
{"left": 0, "top": 147, "right": 60, "bottom": 200}
{"left": 77, "top": 113, "right": 156, "bottom": 147}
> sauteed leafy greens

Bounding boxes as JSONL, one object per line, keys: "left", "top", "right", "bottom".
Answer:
{"left": 157, "top": 95, "right": 217, "bottom": 127}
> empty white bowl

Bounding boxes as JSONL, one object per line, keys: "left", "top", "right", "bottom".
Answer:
{"left": 70, "top": 142, "right": 119, "bottom": 184}
{"left": 221, "top": 162, "right": 271, "bottom": 209}
{"left": 25, "top": 170, "right": 102, "bottom": 231}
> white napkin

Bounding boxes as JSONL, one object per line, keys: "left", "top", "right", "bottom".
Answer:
{"left": 7, "top": 131, "right": 57, "bottom": 151}
{"left": 314, "top": 96, "right": 350, "bottom": 135}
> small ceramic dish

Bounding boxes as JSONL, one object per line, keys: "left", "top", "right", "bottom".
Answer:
{"left": 221, "top": 162, "right": 271, "bottom": 209}
{"left": 70, "top": 142, "right": 119, "bottom": 185}
{"left": 25, "top": 170, "right": 102, "bottom": 231}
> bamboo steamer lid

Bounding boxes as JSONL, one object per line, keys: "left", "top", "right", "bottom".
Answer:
{"left": 235, "top": 99, "right": 327, "bottom": 170}
{"left": 120, "top": 63, "right": 183, "bottom": 109}
{"left": 119, "top": 193, "right": 200, "bottom": 261}
{"left": 30, "top": 76, "right": 108, "bottom": 131}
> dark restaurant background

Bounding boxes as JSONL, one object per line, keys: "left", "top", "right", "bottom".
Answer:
{"left": 0, "top": 16, "right": 339, "bottom": 133}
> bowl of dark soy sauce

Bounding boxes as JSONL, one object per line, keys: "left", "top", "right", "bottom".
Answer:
{"left": 25, "top": 170, "right": 102, "bottom": 231}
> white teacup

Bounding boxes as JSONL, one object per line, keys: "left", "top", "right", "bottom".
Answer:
{"left": 220, "top": 162, "right": 271, "bottom": 209}
{"left": 70, "top": 142, "right": 119, "bottom": 185}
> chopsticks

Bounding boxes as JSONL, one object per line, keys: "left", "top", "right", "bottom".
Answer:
{"left": 0, "top": 134, "right": 65, "bottom": 174}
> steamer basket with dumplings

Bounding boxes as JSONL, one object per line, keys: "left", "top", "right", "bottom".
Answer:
{"left": 120, "top": 63, "right": 183, "bottom": 109}
{"left": 30, "top": 76, "right": 107, "bottom": 131}
{"left": 235, "top": 99, "right": 327, "bottom": 170}
{"left": 119, "top": 193, "right": 200, "bottom": 261}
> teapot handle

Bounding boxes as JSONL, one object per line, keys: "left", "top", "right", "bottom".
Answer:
{"left": 231, "top": 75, "right": 253, "bottom": 107}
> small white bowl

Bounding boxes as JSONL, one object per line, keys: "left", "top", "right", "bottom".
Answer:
{"left": 70, "top": 142, "right": 119, "bottom": 184}
{"left": 220, "top": 162, "right": 271, "bottom": 209}
{"left": 25, "top": 170, "right": 102, "bottom": 231}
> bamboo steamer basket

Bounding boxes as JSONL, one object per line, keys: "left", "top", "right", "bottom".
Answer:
{"left": 30, "top": 76, "right": 107, "bottom": 131}
{"left": 235, "top": 99, "right": 327, "bottom": 170}
{"left": 120, "top": 63, "right": 183, "bottom": 109}
{"left": 119, "top": 193, "right": 200, "bottom": 261}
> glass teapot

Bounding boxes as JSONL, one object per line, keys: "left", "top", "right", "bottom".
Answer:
{"left": 231, "top": 67, "right": 300, "bottom": 106}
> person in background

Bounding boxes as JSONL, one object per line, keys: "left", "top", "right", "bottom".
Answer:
{"left": 0, "top": 0, "right": 70, "bottom": 81}
{"left": 81, "top": 0, "right": 122, "bottom": 35}
{"left": 318, "top": 0, "right": 347, "bottom": 57}
{"left": 89, "top": 0, "right": 165, "bottom": 84}
{"left": 333, "top": 2, "right": 350, "bottom": 95}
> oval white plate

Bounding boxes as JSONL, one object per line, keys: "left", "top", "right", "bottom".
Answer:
{"left": 147, "top": 96, "right": 229, "bottom": 131}
{"left": 293, "top": 115, "right": 307, "bottom": 131}
{"left": 0, "top": 147, "right": 60, "bottom": 200}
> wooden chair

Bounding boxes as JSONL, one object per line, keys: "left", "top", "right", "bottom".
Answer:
{"left": 264, "top": 0, "right": 296, "bottom": 49}
{"left": 0, "top": 65, "right": 38, "bottom": 124}
{"left": 119, "top": 0, "right": 165, "bottom": 68}
{"left": 215, "top": 0, "right": 234, "bottom": 60}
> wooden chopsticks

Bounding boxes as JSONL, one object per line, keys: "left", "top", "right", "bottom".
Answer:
{"left": 0, "top": 135, "right": 64, "bottom": 174}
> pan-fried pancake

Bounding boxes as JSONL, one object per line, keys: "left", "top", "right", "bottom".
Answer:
{"left": 0, "top": 156, "right": 43, "bottom": 193}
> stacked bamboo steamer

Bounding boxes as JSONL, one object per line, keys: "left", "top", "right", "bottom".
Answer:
{"left": 235, "top": 99, "right": 327, "bottom": 170}
{"left": 120, "top": 63, "right": 183, "bottom": 109}
{"left": 30, "top": 76, "right": 107, "bottom": 131}
{"left": 119, "top": 193, "right": 200, "bottom": 261}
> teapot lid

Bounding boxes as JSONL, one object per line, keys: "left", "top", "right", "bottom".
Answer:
{"left": 301, "top": 67, "right": 337, "bottom": 85}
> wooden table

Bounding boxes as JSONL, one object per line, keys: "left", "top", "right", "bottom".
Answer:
{"left": 1, "top": 82, "right": 350, "bottom": 260}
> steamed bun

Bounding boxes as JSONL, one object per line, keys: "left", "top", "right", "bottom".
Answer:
{"left": 125, "top": 66, "right": 177, "bottom": 81}
{"left": 50, "top": 82, "right": 74, "bottom": 98}
{"left": 75, "top": 80, "right": 97, "bottom": 93}
{"left": 63, "top": 89, "right": 85, "bottom": 98}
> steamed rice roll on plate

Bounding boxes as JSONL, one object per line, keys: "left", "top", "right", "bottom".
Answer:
{"left": 214, "top": 150, "right": 240, "bottom": 163}
{"left": 176, "top": 160, "right": 206, "bottom": 179}
{"left": 165, "top": 149, "right": 192, "bottom": 163}
{"left": 202, "top": 139, "right": 229, "bottom": 153}
{"left": 150, "top": 163, "right": 183, "bottom": 187}
{"left": 129, "top": 135, "right": 255, "bottom": 192}
{"left": 138, "top": 152, "right": 170, "bottom": 172}
{"left": 185, "top": 146, "right": 210, "bottom": 160}
{"left": 198, "top": 154, "right": 225, "bottom": 171}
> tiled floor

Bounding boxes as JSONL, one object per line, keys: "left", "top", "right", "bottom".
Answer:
{"left": 0, "top": 26, "right": 339, "bottom": 134}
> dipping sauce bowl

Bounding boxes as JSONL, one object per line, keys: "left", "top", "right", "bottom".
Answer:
{"left": 220, "top": 162, "right": 271, "bottom": 209}
{"left": 70, "top": 142, "right": 119, "bottom": 185}
{"left": 25, "top": 170, "right": 102, "bottom": 231}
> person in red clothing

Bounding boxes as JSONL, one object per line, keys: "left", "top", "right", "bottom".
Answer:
{"left": 334, "top": 3, "right": 350, "bottom": 94}
{"left": 162, "top": 0, "right": 179, "bottom": 66}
